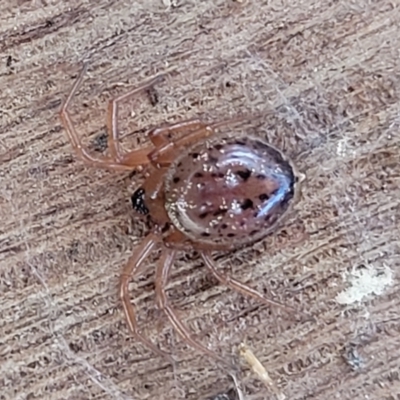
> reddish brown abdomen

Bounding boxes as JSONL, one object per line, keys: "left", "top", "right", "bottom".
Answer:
{"left": 164, "top": 135, "right": 297, "bottom": 249}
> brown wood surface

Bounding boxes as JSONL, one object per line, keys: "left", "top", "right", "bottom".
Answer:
{"left": 1, "top": 1, "right": 399, "bottom": 399}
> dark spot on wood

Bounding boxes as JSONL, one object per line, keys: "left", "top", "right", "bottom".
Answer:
{"left": 131, "top": 127, "right": 147, "bottom": 136}
{"left": 256, "top": 174, "right": 266, "bottom": 180}
{"left": 199, "top": 212, "right": 208, "bottom": 219}
{"left": 146, "top": 87, "right": 159, "bottom": 106}
{"left": 201, "top": 232, "right": 210, "bottom": 237}
{"left": 173, "top": 176, "right": 180, "bottom": 184}
{"left": 69, "top": 341, "right": 82, "bottom": 353}
{"left": 28, "top": 165, "right": 49, "bottom": 179}
{"left": 177, "top": 162, "right": 182, "bottom": 167}
{"left": 227, "top": 233, "right": 235, "bottom": 237}
{"left": 234, "top": 139, "right": 247, "bottom": 146}
{"left": 209, "top": 155, "right": 219, "bottom": 163}
{"left": 240, "top": 199, "right": 254, "bottom": 210}
{"left": 66, "top": 240, "right": 80, "bottom": 261}
{"left": 259, "top": 193, "right": 269, "bottom": 201}
{"left": 49, "top": 126, "right": 63, "bottom": 134}
{"left": 90, "top": 132, "right": 108, "bottom": 153}
{"left": 236, "top": 168, "right": 251, "bottom": 181}
{"left": 46, "top": 98, "right": 62, "bottom": 111}
{"left": 191, "top": 152, "right": 199, "bottom": 159}
{"left": 250, "top": 230, "right": 258, "bottom": 235}
{"left": 221, "top": 223, "right": 228, "bottom": 229}
{"left": 6, "top": 55, "right": 12, "bottom": 67}
{"left": 214, "top": 143, "right": 224, "bottom": 151}
{"left": 194, "top": 172, "right": 203, "bottom": 178}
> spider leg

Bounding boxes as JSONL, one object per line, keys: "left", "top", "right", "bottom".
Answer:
{"left": 62, "top": 65, "right": 255, "bottom": 170}
{"left": 201, "top": 252, "right": 301, "bottom": 315}
{"left": 106, "top": 75, "right": 164, "bottom": 161}
{"left": 122, "top": 114, "right": 252, "bottom": 167}
{"left": 119, "top": 232, "right": 174, "bottom": 363}
{"left": 155, "top": 248, "right": 234, "bottom": 368}
{"left": 60, "top": 64, "right": 160, "bottom": 171}
{"left": 119, "top": 119, "right": 210, "bottom": 166}
{"left": 146, "top": 114, "right": 253, "bottom": 166}
{"left": 148, "top": 119, "right": 207, "bottom": 148}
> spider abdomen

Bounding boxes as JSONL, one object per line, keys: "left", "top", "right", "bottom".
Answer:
{"left": 164, "top": 135, "right": 298, "bottom": 249}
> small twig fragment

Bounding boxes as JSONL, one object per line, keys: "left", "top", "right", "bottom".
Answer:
{"left": 239, "top": 343, "right": 285, "bottom": 400}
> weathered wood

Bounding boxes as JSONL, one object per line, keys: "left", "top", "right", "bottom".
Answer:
{"left": 1, "top": 1, "right": 399, "bottom": 399}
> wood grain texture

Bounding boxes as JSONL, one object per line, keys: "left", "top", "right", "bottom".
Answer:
{"left": 1, "top": 1, "right": 399, "bottom": 399}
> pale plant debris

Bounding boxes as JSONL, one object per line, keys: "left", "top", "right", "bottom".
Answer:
{"left": 239, "top": 343, "right": 285, "bottom": 400}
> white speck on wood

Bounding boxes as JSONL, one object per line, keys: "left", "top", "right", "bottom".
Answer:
{"left": 336, "top": 264, "right": 394, "bottom": 305}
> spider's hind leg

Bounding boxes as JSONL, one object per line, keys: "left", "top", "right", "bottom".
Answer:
{"left": 155, "top": 248, "right": 235, "bottom": 368}
{"left": 201, "top": 251, "right": 304, "bottom": 316}
{"left": 119, "top": 232, "right": 174, "bottom": 363}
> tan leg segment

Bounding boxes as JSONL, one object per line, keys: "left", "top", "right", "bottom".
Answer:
{"left": 155, "top": 249, "right": 233, "bottom": 367}
{"left": 148, "top": 119, "right": 206, "bottom": 147}
{"left": 106, "top": 75, "right": 164, "bottom": 160}
{"left": 148, "top": 126, "right": 214, "bottom": 166}
{"left": 60, "top": 64, "right": 161, "bottom": 170}
{"left": 119, "top": 233, "right": 174, "bottom": 363}
{"left": 120, "top": 119, "right": 209, "bottom": 167}
{"left": 146, "top": 114, "right": 253, "bottom": 166}
{"left": 201, "top": 252, "right": 298, "bottom": 314}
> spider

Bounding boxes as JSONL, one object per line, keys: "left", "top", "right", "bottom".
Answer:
{"left": 60, "top": 65, "right": 303, "bottom": 366}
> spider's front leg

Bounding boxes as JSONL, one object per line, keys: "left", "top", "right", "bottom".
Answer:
{"left": 60, "top": 64, "right": 161, "bottom": 171}
{"left": 119, "top": 119, "right": 213, "bottom": 167}
{"left": 143, "top": 113, "right": 251, "bottom": 167}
